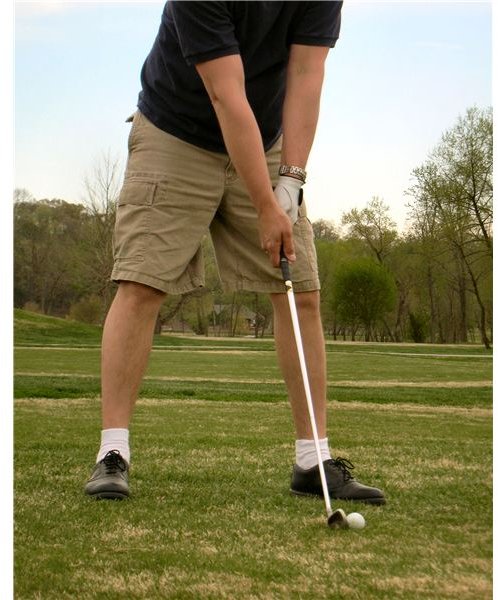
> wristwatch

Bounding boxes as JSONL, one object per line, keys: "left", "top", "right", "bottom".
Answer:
{"left": 279, "top": 165, "right": 307, "bottom": 183}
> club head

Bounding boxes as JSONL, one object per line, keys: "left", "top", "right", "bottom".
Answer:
{"left": 327, "top": 508, "right": 349, "bottom": 529}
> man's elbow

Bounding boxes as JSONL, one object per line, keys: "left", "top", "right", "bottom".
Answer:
{"left": 205, "top": 78, "right": 246, "bottom": 110}
{"left": 195, "top": 55, "right": 247, "bottom": 108}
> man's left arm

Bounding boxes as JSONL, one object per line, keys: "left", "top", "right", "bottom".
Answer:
{"left": 273, "top": 44, "right": 329, "bottom": 223}
{"left": 281, "top": 44, "right": 329, "bottom": 171}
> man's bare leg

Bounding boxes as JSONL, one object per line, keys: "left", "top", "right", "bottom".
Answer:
{"left": 271, "top": 289, "right": 386, "bottom": 504}
{"left": 270, "top": 290, "right": 327, "bottom": 439}
{"left": 101, "top": 281, "right": 165, "bottom": 429}
{"left": 85, "top": 281, "right": 165, "bottom": 498}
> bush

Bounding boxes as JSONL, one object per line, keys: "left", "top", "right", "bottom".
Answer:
{"left": 333, "top": 258, "right": 397, "bottom": 341}
{"left": 408, "top": 311, "right": 428, "bottom": 343}
{"left": 23, "top": 301, "right": 42, "bottom": 314}
{"left": 68, "top": 295, "right": 103, "bottom": 325}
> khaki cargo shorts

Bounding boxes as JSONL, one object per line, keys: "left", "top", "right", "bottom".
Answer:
{"left": 111, "top": 110, "right": 320, "bottom": 295}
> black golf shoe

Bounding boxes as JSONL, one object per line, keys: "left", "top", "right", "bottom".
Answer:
{"left": 291, "top": 457, "right": 385, "bottom": 505}
{"left": 84, "top": 450, "right": 130, "bottom": 499}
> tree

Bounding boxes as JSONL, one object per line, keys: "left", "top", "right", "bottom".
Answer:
{"left": 342, "top": 198, "right": 406, "bottom": 340}
{"left": 13, "top": 188, "right": 34, "bottom": 204}
{"left": 405, "top": 199, "right": 445, "bottom": 342}
{"left": 342, "top": 197, "right": 398, "bottom": 264}
{"left": 14, "top": 196, "right": 91, "bottom": 314}
{"left": 182, "top": 288, "right": 213, "bottom": 336}
{"left": 315, "top": 236, "right": 366, "bottom": 338}
{"left": 236, "top": 291, "right": 273, "bottom": 338}
{"left": 312, "top": 219, "right": 339, "bottom": 242}
{"left": 333, "top": 258, "right": 397, "bottom": 341}
{"left": 436, "top": 106, "right": 492, "bottom": 254}
{"left": 407, "top": 106, "right": 492, "bottom": 348}
{"left": 81, "top": 150, "right": 123, "bottom": 316}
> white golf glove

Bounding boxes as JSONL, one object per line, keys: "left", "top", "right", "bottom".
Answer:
{"left": 273, "top": 175, "right": 303, "bottom": 225}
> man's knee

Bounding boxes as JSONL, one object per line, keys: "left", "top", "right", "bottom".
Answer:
{"left": 116, "top": 280, "right": 166, "bottom": 311}
{"left": 270, "top": 290, "right": 321, "bottom": 315}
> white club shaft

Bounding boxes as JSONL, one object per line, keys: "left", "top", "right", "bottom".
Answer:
{"left": 285, "top": 284, "right": 332, "bottom": 517}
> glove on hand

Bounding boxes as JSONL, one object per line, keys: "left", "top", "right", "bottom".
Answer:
{"left": 273, "top": 175, "right": 303, "bottom": 225}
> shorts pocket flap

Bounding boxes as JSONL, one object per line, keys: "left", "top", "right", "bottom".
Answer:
{"left": 118, "top": 180, "right": 157, "bottom": 206}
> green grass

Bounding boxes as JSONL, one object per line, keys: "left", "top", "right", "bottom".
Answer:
{"left": 15, "top": 347, "right": 492, "bottom": 414}
{"left": 13, "top": 375, "right": 492, "bottom": 410}
{"left": 14, "top": 309, "right": 493, "bottom": 598}
{"left": 15, "top": 308, "right": 493, "bottom": 354}
{"left": 18, "top": 345, "right": 492, "bottom": 378}
{"left": 13, "top": 308, "right": 275, "bottom": 350}
{"left": 14, "top": 308, "right": 104, "bottom": 346}
{"left": 15, "top": 398, "right": 492, "bottom": 599}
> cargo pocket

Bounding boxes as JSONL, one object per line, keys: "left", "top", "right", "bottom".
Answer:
{"left": 113, "top": 178, "right": 157, "bottom": 262}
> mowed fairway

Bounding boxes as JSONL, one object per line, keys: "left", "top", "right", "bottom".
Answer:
{"left": 14, "top": 313, "right": 492, "bottom": 599}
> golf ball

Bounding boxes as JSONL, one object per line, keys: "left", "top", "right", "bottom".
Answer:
{"left": 346, "top": 512, "right": 366, "bottom": 530}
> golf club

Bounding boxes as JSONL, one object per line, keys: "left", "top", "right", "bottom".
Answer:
{"left": 280, "top": 253, "right": 349, "bottom": 529}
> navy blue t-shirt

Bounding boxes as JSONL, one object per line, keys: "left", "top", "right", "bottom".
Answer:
{"left": 137, "top": 1, "right": 343, "bottom": 153}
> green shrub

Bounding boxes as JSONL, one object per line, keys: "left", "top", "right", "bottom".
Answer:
{"left": 68, "top": 295, "right": 103, "bottom": 325}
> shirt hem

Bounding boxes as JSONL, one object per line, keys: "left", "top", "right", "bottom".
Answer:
{"left": 291, "top": 36, "right": 339, "bottom": 48}
{"left": 137, "top": 99, "right": 282, "bottom": 154}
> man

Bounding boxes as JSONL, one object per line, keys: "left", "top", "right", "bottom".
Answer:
{"left": 85, "top": 0, "right": 385, "bottom": 506}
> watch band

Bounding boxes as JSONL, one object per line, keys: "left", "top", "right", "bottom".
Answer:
{"left": 279, "top": 165, "right": 307, "bottom": 183}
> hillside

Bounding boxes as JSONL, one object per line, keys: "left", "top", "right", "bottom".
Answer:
{"left": 14, "top": 309, "right": 103, "bottom": 346}
{"left": 13, "top": 309, "right": 274, "bottom": 349}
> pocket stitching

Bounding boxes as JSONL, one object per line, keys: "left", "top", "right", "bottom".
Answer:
{"left": 114, "top": 181, "right": 157, "bottom": 260}
{"left": 118, "top": 180, "right": 157, "bottom": 207}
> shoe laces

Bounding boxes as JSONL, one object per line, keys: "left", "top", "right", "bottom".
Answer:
{"left": 102, "top": 450, "right": 127, "bottom": 474}
{"left": 329, "top": 457, "right": 355, "bottom": 482}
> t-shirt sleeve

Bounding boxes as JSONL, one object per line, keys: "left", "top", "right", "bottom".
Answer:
{"left": 169, "top": 0, "right": 240, "bottom": 65}
{"left": 290, "top": 1, "right": 343, "bottom": 48}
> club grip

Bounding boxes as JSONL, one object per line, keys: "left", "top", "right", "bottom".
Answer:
{"left": 280, "top": 252, "right": 292, "bottom": 283}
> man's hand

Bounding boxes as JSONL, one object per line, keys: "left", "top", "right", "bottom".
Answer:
{"left": 258, "top": 199, "right": 296, "bottom": 267}
{"left": 196, "top": 54, "right": 295, "bottom": 267}
{"left": 273, "top": 175, "right": 303, "bottom": 224}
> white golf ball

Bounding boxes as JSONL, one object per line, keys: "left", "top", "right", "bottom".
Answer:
{"left": 346, "top": 512, "right": 366, "bottom": 530}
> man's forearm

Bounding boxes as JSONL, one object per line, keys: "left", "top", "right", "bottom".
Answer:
{"left": 210, "top": 91, "right": 276, "bottom": 214}
{"left": 196, "top": 53, "right": 296, "bottom": 265}
{"left": 281, "top": 45, "right": 328, "bottom": 170}
{"left": 212, "top": 93, "right": 297, "bottom": 265}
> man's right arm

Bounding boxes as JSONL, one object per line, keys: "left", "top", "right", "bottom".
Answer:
{"left": 195, "top": 54, "right": 295, "bottom": 267}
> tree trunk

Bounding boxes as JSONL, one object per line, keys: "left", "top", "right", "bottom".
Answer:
{"left": 427, "top": 264, "right": 436, "bottom": 344}
{"left": 253, "top": 293, "right": 260, "bottom": 338}
{"left": 456, "top": 255, "right": 468, "bottom": 343}
{"left": 457, "top": 246, "right": 491, "bottom": 349}
{"left": 381, "top": 318, "right": 396, "bottom": 342}
{"left": 394, "top": 285, "right": 407, "bottom": 342}
{"left": 196, "top": 297, "right": 208, "bottom": 336}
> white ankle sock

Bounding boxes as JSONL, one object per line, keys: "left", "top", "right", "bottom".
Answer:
{"left": 97, "top": 429, "right": 130, "bottom": 465}
{"left": 296, "top": 438, "right": 331, "bottom": 470}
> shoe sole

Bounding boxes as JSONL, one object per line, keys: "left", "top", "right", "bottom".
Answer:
{"left": 86, "top": 490, "right": 129, "bottom": 500}
{"left": 290, "top": 488, "right": 386, "bottom": 505}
